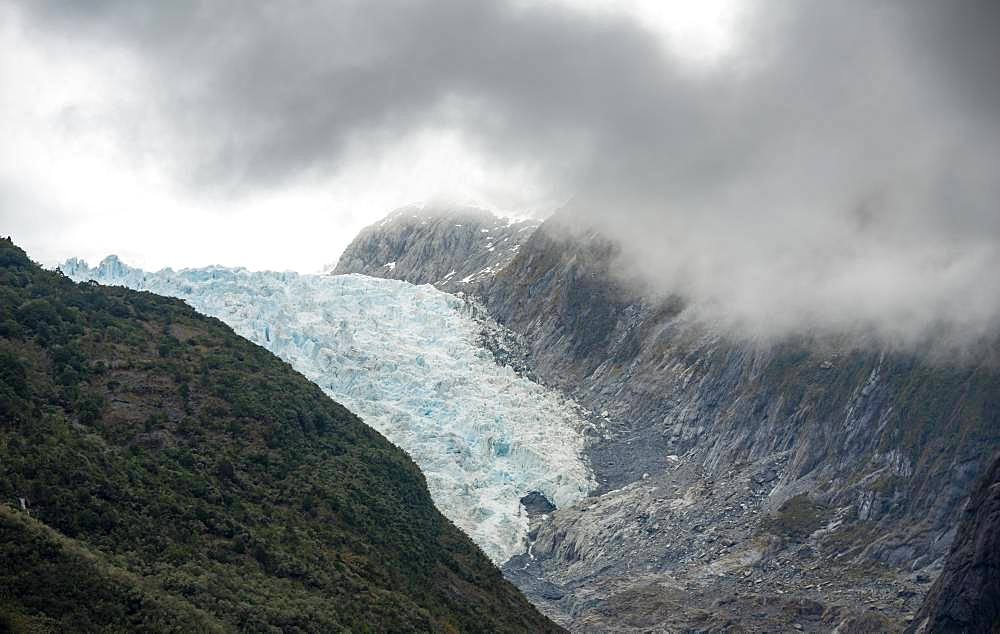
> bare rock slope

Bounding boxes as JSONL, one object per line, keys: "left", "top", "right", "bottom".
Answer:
{"left": 486, "top": 214, "right": 1000, "bottom": 630}
{"left": 333, "top": 208, "right": 1000, "bottom": 631}
{"left": 331, "top": 205, "right": 539, "bottom": 292}
{"left": 911, "top": 453, "right": 1000, "bottom": 633}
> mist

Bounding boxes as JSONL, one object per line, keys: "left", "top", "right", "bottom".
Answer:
{"left": 569, "top": 1, "right": 1000, "bottom": 348}
{"left": 5, "top": 0, "right": 1000, "bottom": 347}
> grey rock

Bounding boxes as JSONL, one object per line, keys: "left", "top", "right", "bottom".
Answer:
{"left": 339, "top": 207, "right": 1000, "bottom": 632}
{"left": 521, "top": 491, "right": 557, "bottom": 516}
{"left": 909, "top": 452, "right": 1000, "bottom": 633}
{"left": 330, "top": 205, "right": 539, "bottom": 293}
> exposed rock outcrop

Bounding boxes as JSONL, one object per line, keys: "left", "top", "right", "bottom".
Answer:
{"left": 522, "top": 491, "right": 557, "bottom": 516}
{"left": 331, "top": 205, "right": 539, "bottom": 291}
{"left": 911, "top": 453, "right": 1000, "bottom": 633}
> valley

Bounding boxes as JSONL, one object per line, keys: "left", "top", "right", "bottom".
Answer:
{"left": 45, "top": 206, "right": 1000, "bottom": 631}
{"left": 3, "top": 205, "right": 996, "bottom": 631}
{"left": 7, "top": 2, "right": 999, "bottom": 630}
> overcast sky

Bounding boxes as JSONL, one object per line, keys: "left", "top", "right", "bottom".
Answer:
{"left": 0, "top": 0, "right": 742, "bottom": 272}
{"left": 1, "top": 0, "right": 998, "bottom": 346}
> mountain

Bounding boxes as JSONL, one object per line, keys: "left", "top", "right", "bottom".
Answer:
{"left": 331, "top": 205, "right": 540, "bottom": 292}
{"left": 60, "top": 256, "right": 596, "bottom": 565}
{"left": 910, "top": 452, "right": 1000, "bottom": 633}
{"left": 337, "top": 208, "right": 1000, "bottom": 631}
{"left": 0, "top": 238, "right": 561, "bottom": 633}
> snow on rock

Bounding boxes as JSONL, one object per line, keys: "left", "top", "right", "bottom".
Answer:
{"left": 64, "top": 257, "right": 595, "bottom": 563}
{"left": 330, "top": 205, "right": 540, "bottom": 291}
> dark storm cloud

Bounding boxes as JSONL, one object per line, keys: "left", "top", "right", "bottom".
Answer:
{"left": 11, "top": 0, "right": 1000, "bottom": 347}
{"left": 15, "top": 0, "right": 676, "bottom": 190}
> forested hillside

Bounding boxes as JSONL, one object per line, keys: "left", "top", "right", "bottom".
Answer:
{"left": 0, "top": 238, "right": 559, "bottom": 633}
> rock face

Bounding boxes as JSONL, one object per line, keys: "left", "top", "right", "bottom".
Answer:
{"left": 484, "top": 214, "right": 1000, "bottom": 629}
{"left": 521, "top": 491, "right": 558, "bottom": 516}
{"left": 331, "top": 207, "right": 1000, "bottom": 630}
{"left": 331, "top": 205, "right": 539, "bottom": 292}
{"left": 911, "top": 453, "right": 1000, "bottom": 633}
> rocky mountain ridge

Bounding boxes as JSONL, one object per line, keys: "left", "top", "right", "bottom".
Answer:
{"left": 331, "top": 205, "right": 539, "bottom": 292}
{"left": 336, "top": 208, "right": 1000, "bottom": 631}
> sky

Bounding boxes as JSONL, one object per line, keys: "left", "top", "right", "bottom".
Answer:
{"left": 0, "top": 0, "right": 743, "bottom": 272}
{"left": 1, "top": 0, "right": 999, "bottom": 347}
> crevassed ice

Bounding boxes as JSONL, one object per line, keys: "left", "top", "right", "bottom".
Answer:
{"left": 63, "top": 257, "right": 595, "bottom": 563}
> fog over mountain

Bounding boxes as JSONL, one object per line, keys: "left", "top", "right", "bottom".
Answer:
{"left": 3, "top": 0, "right": 999, "bottom": 345}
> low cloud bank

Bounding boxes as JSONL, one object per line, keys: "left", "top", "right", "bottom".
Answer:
{"left": 9, "top": 0, "right": 1000, "bottom": 348}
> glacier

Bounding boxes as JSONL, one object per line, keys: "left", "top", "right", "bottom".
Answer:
{"left": 62, "top": 256, "right": 596, "bottom": 563}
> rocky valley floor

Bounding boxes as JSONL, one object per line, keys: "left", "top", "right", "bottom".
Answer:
{"left": 506, "top": 453, "right": 932, "bottom": 631}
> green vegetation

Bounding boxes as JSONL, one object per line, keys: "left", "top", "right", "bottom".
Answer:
{"left": 820, "top": 523, "right": 877, "bottom": 560}
{"left": 0, "top": 238, "right": 559, "bottom": 633}
{"left": 0, "top": 505, "right": 223, "bottom": 632}
{"left": 763, "top": 494, "right": 830, "bottom": 541}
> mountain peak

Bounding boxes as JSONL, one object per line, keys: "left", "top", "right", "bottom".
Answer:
{"left": 329, "top": 206, "right": 540, "bottom": 291}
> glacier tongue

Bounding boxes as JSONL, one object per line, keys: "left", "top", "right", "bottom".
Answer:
{"left": 64, "top": 258, "right": 595, "bottom": 563}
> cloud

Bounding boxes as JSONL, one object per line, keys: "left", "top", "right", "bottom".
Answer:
{"left": 5, "top": 0, "right": 1000, "bottom": 347}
